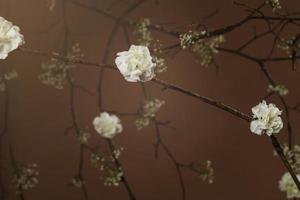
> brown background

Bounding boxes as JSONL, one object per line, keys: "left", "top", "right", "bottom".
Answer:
{"left": 1, "top": 0, "right": 300, "bottom": 199}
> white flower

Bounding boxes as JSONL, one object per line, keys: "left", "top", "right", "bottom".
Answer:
{"left": 279, "top": 172, "right": 300, "bottom": 199}
{"left": 115, "top": 45, "right": 155, "bottom": 82}
{"left": 250, "top": 101, "right": 283, "bottom": 136}
{"left": 0, "top": 16, "right": 24, "bottom": 59}
{"left": 93, "top": 112, "right": 122, "bottom": 138}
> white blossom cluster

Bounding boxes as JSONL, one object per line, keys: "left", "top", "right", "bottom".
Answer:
{"left": 39, "top": 44, "right": 83, "bottom": 89}
{"left": 131, "top": 18, "right": 152, "bottom": 47}
{"left": 279, "top": 172, "right": 300, "bottom": 199}
{"left": 0, "top": 16, "right": 24, "bottom": 59}
{"left": 93, "top": 112, "right": 122, "bottom": 139}
{"left": 268, "top": 84, "right": 288, "bottom": 96}
{"left": 12, "top": 163, "right": 39, "bottom": 193}
{"left": 267, "top": 0, "right": 282, "bottom": 11}
{"left": 0, "top": 69, "right": 18, "bottom": 92}
{"left": 180, "top": 30, "right": 225, "bottom": 67}
{"left": 115, "top": 45, "right": 156, "bottom": 82}
{"left": 250, "top": 101, "right": 283, "bottom": 136}
{"left": 90, "top": 149, "right": 124, "bottom": 187}
{"left": 135, "top": 98, "right": 165, "bottom": 130}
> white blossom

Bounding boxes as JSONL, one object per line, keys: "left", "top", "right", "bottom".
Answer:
{"left": 0, "top": 16, "right": 24, "bottom": 59}
{"left": 279, "top": 172, "right": 300, "bottom": 199}
{"left": 115, "top": 45, "right": 155, "bottom": 82}
{"left": 93, "top": 112, "right": 122, "bottom": 138}
{"left": 250, "top": 101, "right": 283, "bottom": 136}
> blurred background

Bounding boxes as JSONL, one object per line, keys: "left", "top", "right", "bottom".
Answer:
{"left": 1, "top": 0, "right": 300, "bottom": 199}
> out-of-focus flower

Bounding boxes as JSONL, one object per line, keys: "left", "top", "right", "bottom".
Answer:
{"left": 0, "top": 16, "right": 24, "bottom": 59}
{"left": 198, "top": 160, "right": 214, "bottom": 184}
{"left": 268, "top": 84, "right": 288, "bottom": 96}
{"left": 250, "top": 101, "right": 283, "bottom": 136}
{"left": 0, "top": 69, "right": 18, "bottom": 92}
{"left": 12, "top": 164, "right": 39, "bottom": 193}
{"left": 279, "top": 172, "right": 300, "bottom": 199}
{"left": 276, "top": 144, "right": 300, "bottom": 174}
{"left": 115, "top": 45, "right": 155, "bottom": 82}
{"left": 39, "top": 44, "right": 83, "bottom": 89}
{"left": 180, "top": 30, "right": 225, "bottom": 67}
{"left": 277, "top": 37, "right": 300, "bottom": 61}
{"left": 93, "top": 112, "right": 122, "bottom": 138}
{"left": 135, "top": 98, "right": 165, "bottom": 130}
{"left": 77, "top": 130, "right": 90, "bottom": 144}
{"left": 135, "top": 117, "right": 150, "bottom": 130}
{"left": 90, "top": 147, "right": 124, "bottom": 187}
{"left": 131, "top": 18, "right": 152, "bottom": 47}
{"left": 46, "top": 0, "right": 56, "bottom": 11}
{"left": 71, "top": 176, "right": 84, "bottom": 188}
{"left": 267, "top": 0, "right": 281, "bottom": 11}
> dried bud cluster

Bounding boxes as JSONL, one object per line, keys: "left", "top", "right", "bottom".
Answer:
{"left": 135, "top": 98, "right": 165, "bottom": 130}
{"left": 268, "top": 84, "right": 288, "bottom": 96}
{"left": 12, "top": 164, "right": 39, "bottom": 193}
{"left": 39, "top": 44, "right": 83, "bottom": 89}
{"left": 180, "top": 30, "right": 225, "bottom": 67}
{"left": 0, "top": 69, "right": 18, "bottom": 92}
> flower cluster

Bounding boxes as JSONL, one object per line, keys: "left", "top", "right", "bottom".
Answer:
{"left": 93, "top": 112, "right": 122, "bottom": 138}
{"left": 250, "top": 101, "right": 283, "bottom": 136}
{"left": 77, "top": 129, "right": 90, "bottom": 144}
{"left": 131, "top": 18, "right": 152, "bottom": 47}
{"left": 279, "top": 172, "right": 300, "bottom": 199}
{"left": 0, "top": 69, "right": 18, "bottom": 92}
{"left": 115, "top": 45, "right": 156, "bottom": 82}
{"left": 12, "top": 163, "right": 39, "bottom": 193}
{"left": 180, "top": 30, "right": 225, "bottom": 67}
{"left": 90, "top": 148, "right": 124, "bottom": 186}
{"left": 267, "top": 0, "right": 282, "bottom": 11}
{"left": 135, "top": 98, "right": 165, "bottom": 130}
{"left": 0, "top": 16, "right": 24, "bottom": 59}
{"left": 268, "top": 84, "right": 288, "bottom": 96}
{"left": 39, "top": 44, "right": 83, "bottom": 89}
